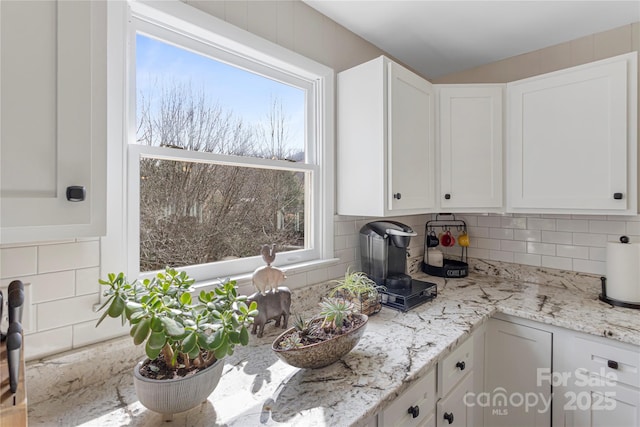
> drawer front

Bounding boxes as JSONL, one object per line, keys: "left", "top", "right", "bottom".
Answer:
{"left": 381, "top": 368, "right": 436, "bottom": 427}
{"left": 439, "top": 336, "right": 474, "bottom": 398}
{"left": 572, "top": 335, "right": 640, "bottom": 388}
{"left": 436, "top": 372, "right": 474, "bottom": 427}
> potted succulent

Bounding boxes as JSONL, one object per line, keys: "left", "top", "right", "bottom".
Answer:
{"left": 96, "top": 267, "right": 257, "bottom": 417}
{"left": 271, "top": 298, "right": 368, "bottom": 369}
{"left": 328, "top": 269, "right": 385, "bottom": 316}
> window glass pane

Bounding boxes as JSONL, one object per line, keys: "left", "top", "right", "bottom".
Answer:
{"left": 135, "top": 33, "right": 306, "bottom": 161}
{"left": 139, "top": 157, "right": 306, "bottom": 272}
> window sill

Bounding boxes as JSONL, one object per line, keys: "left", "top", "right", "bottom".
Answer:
{"left": 191, "top": 257, "right": 341, "bottom": 294}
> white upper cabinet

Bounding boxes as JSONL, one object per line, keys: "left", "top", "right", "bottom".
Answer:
{"left": 507, "top": 52, "right": 637, "bottom": 215}
{"left": 337, "top": 56, "right": 435, "bottom": 217}
{"left": 1, "top": 1, "right": 107, "bottom": 243}
{"left": 436, "top": 85, "right": 503, "bottom": 211}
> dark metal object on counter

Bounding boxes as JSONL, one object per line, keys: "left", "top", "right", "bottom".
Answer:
{"left": 422, "top": 214, "right": 469, "bottom": 278}
{"left": 6, "top": 321, "right": 22, "bottom": 395}
{"left": 360, "top": 220, "right": 437, "bottom": 311}
{"left": 8, "top": 280, "right": 24, "bottom": 325}
{"left": 599, "top": 276, "right": 640, "bottom": 310}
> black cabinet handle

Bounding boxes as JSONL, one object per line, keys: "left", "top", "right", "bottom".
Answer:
{"left": 444, "top": 412, "right": 454, "bottom": 424}
{"left": 407, "top": 405, "right": 420, "bottom": 418}
{"left": 66, "top": 186, "right": 86, "bottom": 202}
{"left": 456, "top": 361, "right": 466, "bottom": 371}
{"left": 608, "top": 360, "right": 619, "bottom": 370}
{"left": 444, "top": 193, "right": 451, "bottom": 200}
{"left": 393, "top": 193, "right": 402, "bottom": 200}
{"left": 614, "top": 193, "right": 623, "bottom": 200}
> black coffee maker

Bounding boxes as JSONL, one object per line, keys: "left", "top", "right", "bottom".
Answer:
{"left": 360, "top": 220, "right": 416, "bottom": 289}
{"left": 360, "top": 221, "right": 437, "bottom": 311}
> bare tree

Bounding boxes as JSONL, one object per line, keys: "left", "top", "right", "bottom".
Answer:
{"left": 137, "top": 81, "right": 305, "bottom": 271}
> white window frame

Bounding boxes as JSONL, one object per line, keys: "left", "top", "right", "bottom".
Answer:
{"left": 103, "top": 0, "right": 334, "bottom": 287}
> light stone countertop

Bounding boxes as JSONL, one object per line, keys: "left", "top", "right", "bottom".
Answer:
{"left": 28, "top": 264, "right": 640, "bottom": 426}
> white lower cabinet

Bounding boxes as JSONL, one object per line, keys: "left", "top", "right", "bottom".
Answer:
{"left": 379, "top": 368, "right": 437, "bottom": 427}
{"left": 552, "top": 328, "right": 640, "bottom": 427}
{"left": 484, "top": 316, "right": 552, "bottom": 427}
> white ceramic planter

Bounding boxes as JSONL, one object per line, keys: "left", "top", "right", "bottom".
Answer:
{"left": 133, "top": 358, "right": 224, "bottom": 416}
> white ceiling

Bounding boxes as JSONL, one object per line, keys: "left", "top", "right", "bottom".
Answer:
{"left": 304, "top": 1, "right": 640, "bottom": 78}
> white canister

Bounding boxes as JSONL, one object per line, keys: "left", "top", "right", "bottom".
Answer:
{"left": 425, "top": 248, "right": 444, "bottom": 268}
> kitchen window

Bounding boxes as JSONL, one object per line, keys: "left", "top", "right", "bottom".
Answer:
{"left": 117, "top": 2, "right": 334, "bottom": 283}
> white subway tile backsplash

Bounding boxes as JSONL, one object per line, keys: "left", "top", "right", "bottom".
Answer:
{"left": 626, "top": 221, "right": 640, "bottom": 236}
{"left": 588, "top": 220, "right": 626, "bottom": 234}
{"left": 527, "top": 242, "right": 556, "bottom": 256}
{"left": 467, "top": 248, "right": 490, "bottom": 259}
{"left": 24, "top": 326, "right": 73, "bottom": 360}
{"left": 490, "top": 250, "right": 514, "bottom": 263}
{"left": 334, "top": 247, "right": 356, "bottom": 263}
{"left": 468, "top": 227, "right": 489, "bottom": 238}
{"left": 541, "top": 255, "right": 573, "bottom": 271}
{"left": 73, "top": 317, "right": 130, "bottom": 349}
{"left": 541, "top": 231, "right": 573, "bottom": 245}
{"left": 501, "top": 217, "right": 527, "bottom": 229}
{"left": 306, "top": 267, "right": 329, "bottom": 285}
{"left": 1, "top": 246, "right": 38, "bottom": 278}
{"left": 36, "top": 294, "right": 100, "bottom": 331}
{"left": 335, "top": 220, "right": 356, "bottom": 236}
{"left": 38, "top": 241, "right": 99, "bottom": 274}
{"left": 7, "top": 271, "right": 75, "bottom": 304}
{"left": 589, "top": 247, "right": 606, "bottom": 261}
{"left": 514, "top": 253, "right": 541, "bottom": 267}
{"left": 476, "top": 238, "right": 501, "bottom": 250}
{"left": 500, "top": 240, "right": 526, "bottom": 253}
{"left": 556, "top": 245, "right": 589, "bottom": 259}
{"left": 527, "top": 218, "right": 556, "bottom": 231}
{"left": 556, "top": 219, "right": 589, "bottom": 233}
{"left": 572, "top": 259, "right": 605, "bottom": 275}
{"left": 477, "top": 216, "right": 502, "bottom": 228}
{"left": 513, "top": 229, "right": 541, "bottom": 242}
{"left": 573, "top": 232, "right": 608, "bottom": 247}
{"left": 76, "top": 267, "right": 100, "bottom": 296}
{"left": 490, "top": 228, "right": 514, "bottom": 240}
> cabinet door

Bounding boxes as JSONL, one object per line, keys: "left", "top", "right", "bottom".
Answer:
{"left": 484, "top": 318, "right": 552, "bottom": 427}
{"left": 387, "top": 61, "right": 435, "bottom": 212}
{"left": 0, "top": 1, "right": 106, "bottom": 243}
{"left": 437, "top": 372, "right": 475, "bottom": 427}
{"left": 507, "top": 53, "right": 636, "bottom": 214}
{"left": 438, "top": 85, "right": 503, "bottom": 209}
{"left": 553, "top": 328, "right": 640, "bottom": 427}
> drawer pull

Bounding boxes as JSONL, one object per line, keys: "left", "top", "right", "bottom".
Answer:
{"left": 456, "top": 361, "right": 466, "bottom": 371}
{"left": 607, "top": 360, "right": 619, "bottom": 370}
{"left": 444, "top": 412, "right": 454, "bottom": 424}
{"left": 407, "top": 405, "right": 420, "bottom": 418}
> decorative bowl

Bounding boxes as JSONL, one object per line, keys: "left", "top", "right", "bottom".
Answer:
{"left": 271, "top": 313, "right": 368, "bottom": 369}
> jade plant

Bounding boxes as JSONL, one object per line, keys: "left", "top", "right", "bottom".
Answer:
{"left": 97, "top": 267, "right": 257, "bottom": 376}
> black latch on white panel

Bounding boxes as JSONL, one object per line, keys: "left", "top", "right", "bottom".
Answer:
{"left": 66, "top": 186, "right": 86, "bottom": 202}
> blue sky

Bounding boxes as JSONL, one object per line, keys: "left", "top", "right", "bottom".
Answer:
{"left": 135, "top": 34, "right": 305, "bottom": 152}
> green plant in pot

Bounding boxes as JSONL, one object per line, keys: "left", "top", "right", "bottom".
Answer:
{"left": 328, "top": 269, "right": 385, "bottom": 316}
{"left": 96, "top": 267, "right": 257, "bottom": 417}
{"left": 271, "top": 297, "right": 368, "bottom": 369}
